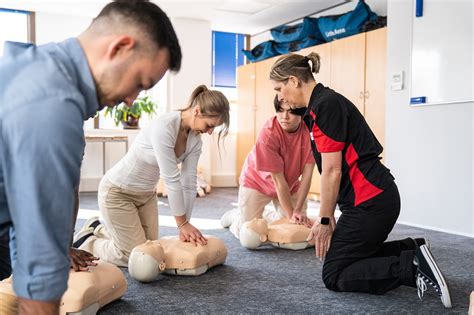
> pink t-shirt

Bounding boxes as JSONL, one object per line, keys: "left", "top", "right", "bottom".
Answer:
{"left": 240, "top": 116, "right": 315, "bottom": 198}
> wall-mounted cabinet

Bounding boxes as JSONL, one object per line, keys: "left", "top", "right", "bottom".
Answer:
{"left": 236, "top": 27, "right": 387, "bottom": 197}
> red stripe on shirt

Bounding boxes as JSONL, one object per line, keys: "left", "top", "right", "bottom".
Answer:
{"left": 345, "top": 143, "right": 383, "bottom": 206}
{"left": 311, "top": 113, "right": 345, "bottom": 152}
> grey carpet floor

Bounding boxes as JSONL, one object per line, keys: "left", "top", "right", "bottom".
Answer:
{"left": 77, "top": 188, "right": 473, "bottom": 314}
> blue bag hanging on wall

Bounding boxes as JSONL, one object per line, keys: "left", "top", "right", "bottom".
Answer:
{"left": 242, "top": 41, "right": 278, "bottom": 63}
{"left": 271, "top": 17, "right": 325, "bottom": 43}
{"left": 318, "top": 0, "right": 377, "bottom": 41}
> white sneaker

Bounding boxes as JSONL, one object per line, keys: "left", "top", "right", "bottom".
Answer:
{"left": 220, "top": 209, "right": 238, "bottom": 228}
{"left": 93, "top": 223, "right": 108, "bottom": 238}
{"left": 73, "top": 227, "right": 94, "bottom": 249}
{"left": 79, "top": 216, "right": 101, "bottom": 233}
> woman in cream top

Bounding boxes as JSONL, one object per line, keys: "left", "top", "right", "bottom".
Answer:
{"left": 75, "top": 85, "right": 230, "bottom": 267}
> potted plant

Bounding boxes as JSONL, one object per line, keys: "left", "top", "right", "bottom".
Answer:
{"left": 104, "top": 95, "right": 157, "bottom": 129}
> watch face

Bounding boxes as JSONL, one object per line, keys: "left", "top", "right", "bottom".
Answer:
{"left": 320, "top": 217, "right": 330, "bottom": 225}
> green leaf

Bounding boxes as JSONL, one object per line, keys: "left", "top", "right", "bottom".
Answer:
{"left": 101, "top": 96, "right": 158, "bottom": 127}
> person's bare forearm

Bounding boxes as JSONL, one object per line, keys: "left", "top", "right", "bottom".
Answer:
{"left": 19, "top": 297, "right": 59, "bottom": 315}
{"left": 294, "top": 164, "right": 314, "bottom": 211}
{"left": 319, "top": 167, "right": 341, "bottom": 218}
{"left": 271, "top": 173, "right": 293, "bottom": 217}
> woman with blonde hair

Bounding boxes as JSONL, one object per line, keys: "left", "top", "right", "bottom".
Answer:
{"left": 73, "top": 85, "right": 230, "bottom": 267}
{"left": 269, "top": 53, "right": 451, "bottom": 308}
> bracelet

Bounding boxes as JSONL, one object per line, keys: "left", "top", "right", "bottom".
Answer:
{"left": 177, "top": 220, "right": 189, "bottom": 230}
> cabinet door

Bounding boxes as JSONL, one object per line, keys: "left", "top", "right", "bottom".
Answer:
{"left": 236, "top": 63, "right": 256, "bottom": 182}
{"left": 330, "top": 33, "right": 366, "bottom": 114}
{"left": 255, "top": 56, "right": 280, "bottom": 134}
{"left": 298, "top": 43, "right": 332, "bottom": 196}
{"left": 364, "top": 28, "right": 387, "bottom": 153}
{"left": 299, "top": 42, "right": 331, "bottom": 87}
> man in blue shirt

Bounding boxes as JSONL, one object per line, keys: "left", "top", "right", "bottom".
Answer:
{"left": 0, "top": 0, "right": 181, "bottom": 313}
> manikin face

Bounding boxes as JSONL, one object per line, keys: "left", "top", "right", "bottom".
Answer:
{"left": 97, "top": 45, "right": 170, "bottom": 108}
{"left": 276, "top": 102, "right": 301, "bottom": 133}
{"left": 191, "top": 106, "right": 222, "bottom": 135}
{"left": 271, "top": 76, "right": 306, "bottom": 109}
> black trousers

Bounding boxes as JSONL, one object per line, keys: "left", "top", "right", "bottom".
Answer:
{"left": 322, "top": 183, "right": 417, "bottom": 294}
{"left": 0, "top": 226, "right": 11, "bottom": 280}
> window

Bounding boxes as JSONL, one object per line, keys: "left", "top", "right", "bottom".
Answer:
{"left": 212, "top": 31, "right": 247, "bottom": 135}
{"left": 0, "top": 8, "right": 31, "bottom": 57}
{"left": 212, "top": 31, "right": 246, "bottom": 88}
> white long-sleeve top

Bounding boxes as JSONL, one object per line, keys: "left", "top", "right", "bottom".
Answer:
{"left": 105, "top": 111, "right": 202, "bottom": 218}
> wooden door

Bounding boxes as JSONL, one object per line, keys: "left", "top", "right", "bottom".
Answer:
{"left": 236, "top": 63, "right": 256, "bottom": 182}
{"left": 298, "top": 43, "right": 332, "bottom": 196}
{"left": 364, "top": 28, "right": 387, "bottom": 155}
{"left": 330, "top": 32, "right": 366, "bottom": 114}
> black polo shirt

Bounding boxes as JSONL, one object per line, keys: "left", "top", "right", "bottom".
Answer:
{"left": 303, "top": 83, "right": 394, "bottom": 208}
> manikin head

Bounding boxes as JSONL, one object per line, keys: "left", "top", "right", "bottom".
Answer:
{"left": 239, "top": 218, "right": 269, "bottom": 249}
{"left": 78, "top": 0, "right": 182, "bottom": 109}
{"left": 128, "top": 240, "right": 166, "bottom": 282}
{"left": 269, "top": 53, "right": 320, "bottom": 109}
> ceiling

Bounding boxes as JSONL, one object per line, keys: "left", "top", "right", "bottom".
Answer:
{"left": 0, "top": 0, "right": 349, "bottom": 35}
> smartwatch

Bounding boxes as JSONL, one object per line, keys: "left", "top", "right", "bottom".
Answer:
{"left": 319, "top": 217, "right": 330, "bottom": 225}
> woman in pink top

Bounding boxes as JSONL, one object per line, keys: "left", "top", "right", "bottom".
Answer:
{"left": 221, "top": 96, "right": 315, "bottom": 238}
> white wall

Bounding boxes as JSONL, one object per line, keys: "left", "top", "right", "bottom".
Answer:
{"left": 250, "top": 0, "right": 387, "bottom": 48}
{"left": 35, "top": 12, "right": 91, "bottom": 44}
{"left": 386, "top": 1, "right": 473, "bottom": 237}
{"left": 167, "top": 18, "right": 214, "bottom": 184}
{"left": 210, "top": 133, "right": 237, "bottom": 187}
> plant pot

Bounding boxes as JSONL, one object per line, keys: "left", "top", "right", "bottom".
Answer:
{"left": 122, "top": 114, "right": 140, "bottom": 129}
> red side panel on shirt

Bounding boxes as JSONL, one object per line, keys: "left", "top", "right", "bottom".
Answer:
{"left": 345, "top": 143, "right": 383, "bottom": 206}
{"left": 310, "top": 112, "right": 345, "bottom": 152}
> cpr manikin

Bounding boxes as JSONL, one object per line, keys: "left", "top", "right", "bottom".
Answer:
{"left": 239, "top": 217, "right": 315, "bottom": 250}
{"left": 0, "top": 260, "right": 127, "bottom": 315}
{"left": 129, "top": 235, "right": 227, "bottom": 282}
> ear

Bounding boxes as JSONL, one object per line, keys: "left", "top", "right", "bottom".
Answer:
{"left": 193, "top": 105, "right": 201, "bottom": 116}
{"left": 288, "top": 76, "right": 300, "bottom": 88}
{"left": 105, "top": 35, "right": 136, "bottom": 60}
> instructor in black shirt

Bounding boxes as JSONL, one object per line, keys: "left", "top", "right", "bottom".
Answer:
{"left": 269, "top": 52, "right": 451, "bottom": 308}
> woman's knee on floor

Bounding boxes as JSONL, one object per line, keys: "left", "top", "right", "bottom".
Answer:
{"left": 322, "top": 262, "right": 342, "bottom": 292}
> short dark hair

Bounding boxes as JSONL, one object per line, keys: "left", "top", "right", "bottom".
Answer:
{"left": 97, "top": 0, "right": 181, "bottom": 71}
{"left": 273, "top": 94, "right": 283, "bottom": 112}
{"left": 273, "top": 94, "right": 306, "bottom": 116}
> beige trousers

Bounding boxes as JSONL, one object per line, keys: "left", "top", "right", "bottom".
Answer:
{"left": 81, "top": 177, "right": 158, "bottom": 267}
{"left": 229, "top": 186, "right": 307, "bottom": 239}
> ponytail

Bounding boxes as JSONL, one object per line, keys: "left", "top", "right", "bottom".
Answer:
{"left": 269, "top": 52, "right": 321, "bottom": 83}
{"left": 306, "top": 52, "right": 321, "bottom": 74}
{"left": 185, "top": 84, "right": 208, "bottom": 109}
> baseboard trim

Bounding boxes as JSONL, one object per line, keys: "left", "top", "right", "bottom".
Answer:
{"left": 79, "top": 177, "right": 101, "bottom": 192}
{"left": 397, "top": 220, "right": 473, "bottom": 238}
{"left": 211, "top": 174, "right": 237, "bottom": 187}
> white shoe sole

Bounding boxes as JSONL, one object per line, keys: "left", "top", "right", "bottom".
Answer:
{"left": 420, "top": 245, "right": 452, "bottom": 308}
